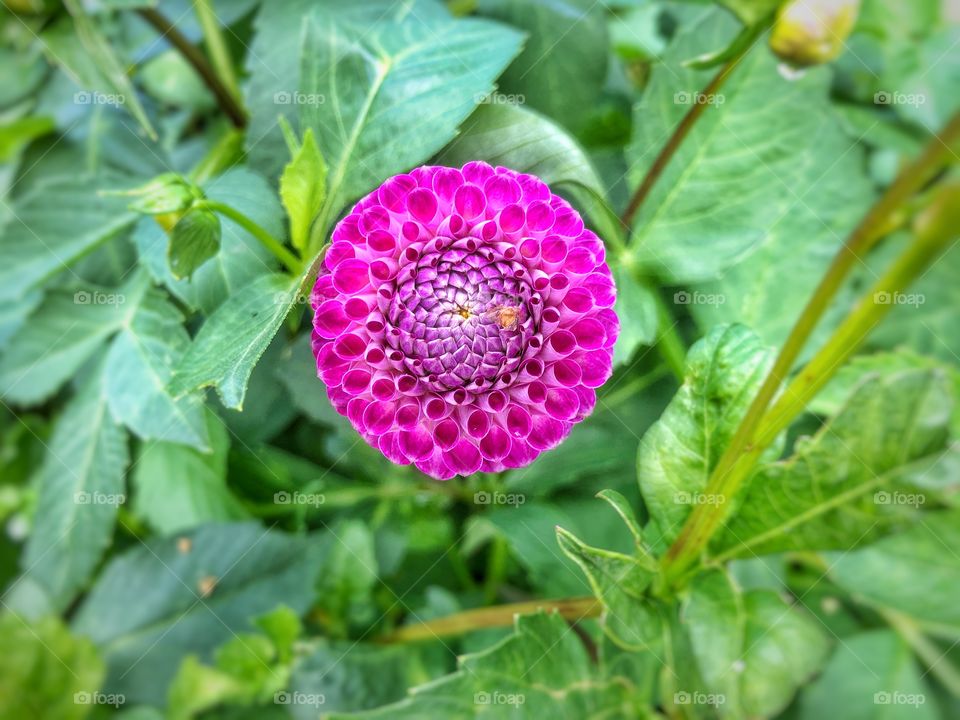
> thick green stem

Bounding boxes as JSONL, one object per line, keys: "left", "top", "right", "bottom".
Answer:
{"left": 194, "top": 0, "right": 241, "bottom": 103}
{"left": 662, "top": 113, "right": 960, "bottom": 586}
{"left": 198, "top": 200, "right": 301, "bottom": 273}
{"left": 378, "top": 596, "right": 601, "bottom": 643}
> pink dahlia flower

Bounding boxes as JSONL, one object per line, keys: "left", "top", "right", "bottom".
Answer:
{"left": 310, "top": 163, "right": 618, "bottom": 480}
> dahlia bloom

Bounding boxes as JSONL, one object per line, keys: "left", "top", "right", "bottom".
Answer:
{"left": 310, "top": 163, "right": 618, "bottom": 480}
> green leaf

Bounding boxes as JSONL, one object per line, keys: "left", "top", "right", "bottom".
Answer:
{"left": 713, "top": 367, "right": 953, "bottom": 558}
{"left": 280, "top": 128, "right": 326, "bottom": 252}
{"left": 0, "top": 287, "right": 126, "bottom": 405}
{"left": 168, "top": 207, "right": 222, "bottom": 280}
{"left": 477, "top": 0, "right": 608, "bottom": 134}
{"left": 41, "top": 4, "right": 156, "bottom": 140}
{"left": 0, "top": 612, "right": 105, "bottom": 720}
{"left": 612, "top": 265, "right": 659, "bottom": 365}
{"left": 19, "top": 367, "right": 128, "bottom": 611}
{"left": 556, "top": 525, "right": 660, "bottom": 651}
{"left": 107, "top": 173, "right": 201, "bottom": 216}
{"left": 829, "top": 510, "right": 960, "bottom": 635}
{"left": 683, "top": 570, "right": 831, "bottom": 718}
{"left": 299, "top": 7, "right": 524, "bottom": 213}
{"left": 105, "top": 285, "right": 210, "bottom": 450}
{"left": 167, "top": 655, "right": 247, "bottom": 720}
{"left": 169, "top": 272, "right": 301, "bottom": 410}
{"left": 131, "top": 409, "right": 247, "bottom": 535}
{"left": 637, "top": 324, "right": 773, "bottom": 551}
{"left": 626, "top": 7, "right": 869, "bottom": 283}
{"left": 798, "top": 630, "right": 937, "bottom": 720}
{"left": 0, "top": 174, "right": 136, "bottom": 301}
{"left": 72, "top": 522, "right": 321, "bottom": 706}
{"left": 254, "top": 605, "right": 302, "bottom": 665}
{"left": 327, "top": 612, "right": 634, "bottom": 718}
{"left": 314, "top": 521, "right": 379, "bottom": 635}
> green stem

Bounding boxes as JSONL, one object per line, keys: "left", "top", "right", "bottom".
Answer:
{"left": 189, "top": 127, "right": 244, "bottom": 184}
{"left": 654, "top": 294, "right": 687, "bottom": 381}
{"left": 194, "top": 0, "right": 241, "bottom": 103}
{"left": 198, "top": 200, "right": 301, "bottom": 273}
{"left": 378, "top": 596, "right": 600, "bottom": 643}
{"left": 483, "top": 536, "right": 509, "bottom": 604}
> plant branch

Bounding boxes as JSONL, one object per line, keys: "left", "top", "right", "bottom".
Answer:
{"left": 198, "top": 200, "right": 301, "bottom": 273}
{"left": 193, "top": 0, "right": 241, "bottom": 103}
{"left": 378, "top": 596, "right": 601, "bottom": 643}
{"left": 662, "top": 112, "right": 960, "bottom": 586}
{"left": 136, "top": 7, "right": 247, "bottom": 128}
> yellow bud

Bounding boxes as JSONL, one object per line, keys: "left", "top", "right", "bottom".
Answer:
{"left": 770, "top": 0, "right": 861, "bottom": 67}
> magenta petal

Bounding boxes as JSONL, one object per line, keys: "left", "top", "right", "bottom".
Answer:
{"left": 447, "top": 440, "right": 482, "bottom": 476}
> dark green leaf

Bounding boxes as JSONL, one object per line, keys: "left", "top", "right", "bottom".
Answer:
{"left": 168, "top": 208, "right": 222, "bottom": 280}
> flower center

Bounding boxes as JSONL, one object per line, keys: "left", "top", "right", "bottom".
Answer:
{"left": 382, "top": 237, "right": 542, "bottom": 393}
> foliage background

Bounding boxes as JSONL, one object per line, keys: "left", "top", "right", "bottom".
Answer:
{"left": 0, "top": 0, "right": 958, "bottom": 718}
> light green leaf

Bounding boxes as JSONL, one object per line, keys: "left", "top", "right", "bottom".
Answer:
{"left": 0, "top": 287, "right": 125, "bottom": 405}
{"left": 105, "top": 285, "right": 210, "bottom": 450}
{"left": 637, "top": 324, "right": 773, "bottom": 551}
{"left": 683, "top": 570, "right": 831, "bottom": 718}
{"left": 556, "top": 526, "right": 660, "bottom": 651}
{"left": 280, "top": 128, "right": 326, "bottom": 252}
{"left": 169, "top": 272, "right": 300, "bottom": 410}
{"left": 0, "top": 612, "right": 105, "bottom": 720}
{"left": 477, "top": 0, "right": 608, "bottom": 134}
{"left": 73, "top": 522, "right": 321, "bottom": 706}
{"left": 299, "top": 7, "right": 524, "bottom": 212}
{"left": 131, "top": 409, "right": 247, "bottom": 535}
{"left": 0, "top": 289, "right": 41, "bottom": 351}
{"left": 328, "top": 612, "right": 634, "bottom": 719}
{"left": 829, "top": 510, "right": 960, "bottom": 635}
{"left": 168, "top": 207, "right": 221, "bottom": 280}
{"left": 798, "top": 630, "right": 937, "bottom": 720}
{"left": 315, "top": 521, "right": 379, "bottom": 635}
{"left": 0, "top": 174, "right": 136, "bottom": 301}
{"left": 20, "top": 367, "right": 128, "bottom": 611}
{"left": 627, "top": 7, "right": 867, "bottom": 283}
{"left": 714, "top": 368, "right": 953, "bottom": 558}
{"left": 612, "top": 264, "right": 659, "bottom": 365}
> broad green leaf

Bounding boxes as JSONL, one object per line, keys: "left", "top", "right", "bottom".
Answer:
{"left": 0, "top": 174, "right": 136, "bottom": 301}
{"left": 0, "top": 612, "right": 105, "bottom": 720}
{"left": 328, "top": 612, "right": 634, "bottom": 719}
{"left": 314, "top": 521, "right": 379, "bottom": 636}
{"left": 477, "top": 0, "right": 608, "bottom": 135}
{"left": 168, "top": 208, "right": 221, "bottom": 280}
{"left": 683, "top": 571, "right": 831, "bottom": 718}
{"left": 131, "top": 409, "right": 247, "bottom": 535}
{"left": 72, "top": 522, "right": 321, "bottom": 705}
{"left": 637, "top": 324, "right": 773, "bottom": 551}
{"left": 274, "top": 333, "right": 346, "bottom": 427}
{"left": 135, "top": 168, "right": 283, "bottom": 314}
{"left": 556, "top": 526, "right": 660, "bottom": 651}
{"left": 612, "top": 264, "right": 659, "bottom": 365}
{"left": 169, "top": 272, "right": 300, "bottom": 410}
{"left": 299, "top": 7, "right": 523, "bottom": 212}
{"left": 41, "top": 4, "right": 156, "bottom": 140}
{"left": 626, "top": 7, "right": 867, "bottom": 283}
{"left": 280, "top": 128, "right": 326, "bottom": 252}
{"left": 105, "top": 285, "right": 210, "bottom": 450}
{"left": 713, "top": 368, "right": 953, "bottom": 558}
{"left": 829, "top": 510, "right": 960, "bottom": 635}
{"left": 20, "top": 367, "right": 128, "bottom": 611}
{"left": 0, "top": 287, "right": 125, "bottom": 405}
{"left": 798, "top": 630, "right": 937, "bottom": 720}
{"left": 167, "top": 656, "right": 247, "bottom": 720}
{"left": 0, "top": 289, "right": 41, "bottom": 351}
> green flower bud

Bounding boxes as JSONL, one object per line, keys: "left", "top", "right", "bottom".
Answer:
{"left": 770, "top": 0, "right": 861, "bottom": 67}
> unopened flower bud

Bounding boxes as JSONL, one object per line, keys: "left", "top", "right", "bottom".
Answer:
{"left": 770, "top": 0, "right": 861, "bottom": 67}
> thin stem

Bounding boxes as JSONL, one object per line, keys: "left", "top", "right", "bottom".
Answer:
{"left": 378, "top": 596, "right": 601, "bottom": 643}
{"left": 193, "top": 0, "right": 241, "bottom": 103}
{"left": 880, "top": 607, "right": 960, "bottom": 695}
{"left": 136, "top": 7, "right": 247, "bottom": 128}
{"left": 483, "top": 536, "right": 509, "bottom": 604}
{"left": 198, "top": 200, "right": 301, "bottom": 273}
{"left": 654, "top": 294, "right": 687, "bottom": 381}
